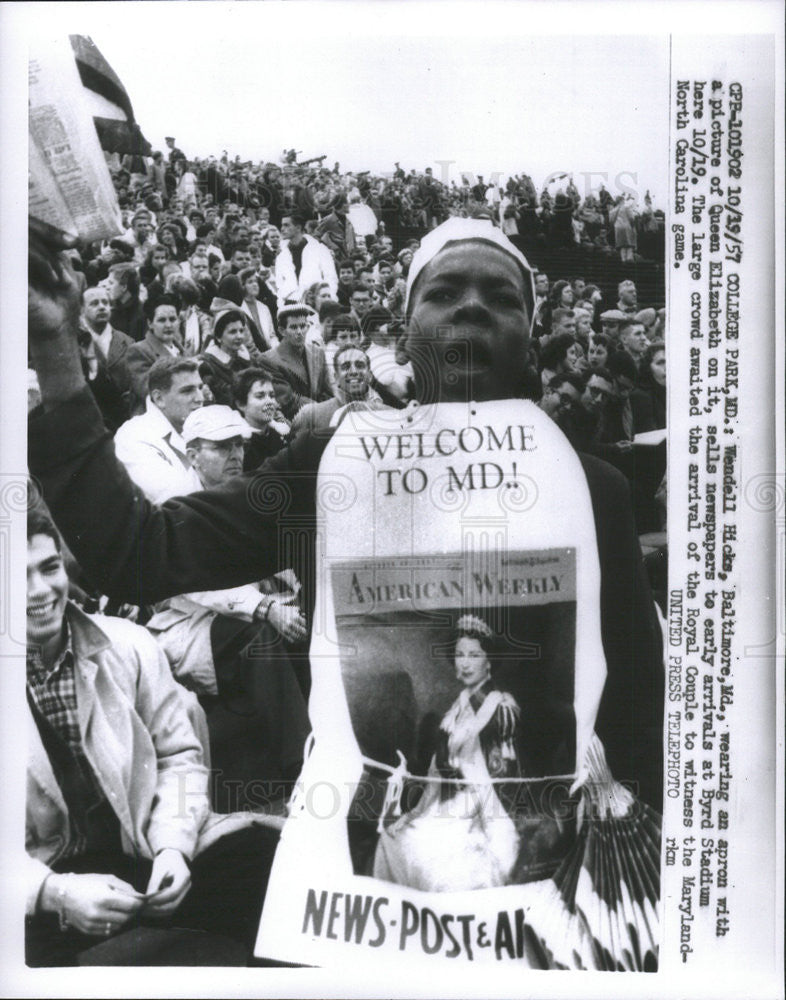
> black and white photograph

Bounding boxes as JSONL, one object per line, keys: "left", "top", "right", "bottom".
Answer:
{"left": 0, "top": 1, "right": 782, "bottom": 997}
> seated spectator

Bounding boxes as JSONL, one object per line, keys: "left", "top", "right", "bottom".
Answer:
{"left": 323, "top": 313, "right": 362, "bottom": 394}
{"left": 347, "top": 192, "right": 379, "bottom": 246}
{"left": 634, "top": 307, "right": 659, "bottom": 340}
{"left": 617, "top": 317, "right": 650, "bottom": 371}
{"left": 574, "top": 307, "right": 594, "bottom": 345}
{"left": 291, "top": 346, "right": 384, "bottom": 436}
{"left": 127, "top": 295, "right": 189, "bottom": 413}
{"left": 177, "top": 279, "right": 213, "bottom": 355}
{"left": 590, "top": 353, "right": 653, "bottom": 487}
{"left": 260, "top": 226, "right": 281, "bottom": 268}
{"left": 571, "top": 339, "right": 590, "bottom": 375}
{"left": 364, "top": 308, "right": 413, "bottom": 404}
{"left": 566, "top": 367, "right": 616, "bottom": 451}
{"left": 258, "top": 304, "right": 332, "bottom": 419}
{"left": 587, "top": 332, "right": 611, "bottom": 370}
{"left": 539, "top": 371, "right": 584, "bottom": 435}
{"left": 114, "top": 357, "right": 204, "bottom": 503}
{"left": 530, "top": 270, "right": 551, "bottom": 341}
{"left": 233, "top": 368, "right": 290, "bottom": 471}
{"left": 123, "top": 208, "right": 157, "bottom": 265}
{"left": 579, "top": 283, "right": 603, "bottom": 328}
{"left": 549, "top": 307, "right": 577, "bottom": 340}
{"left": 139, "top": 244, "right": 170, "bottom": 288}
{"left": 25, "top": 510, "right": 279, "bottom": 967}
{"left": 146, "top": 261, "right": 185, "bottom": 315}
{"left": 239, "top": 268, "right": 276, "bottom": 351}
{"left": 335, "top": 260, "right": 357, "bottom": 308}
{"left": 200, "top": 310, "right": 254, "bottom": 406}
{"left": 616, "top": 278, "right": 638, "bottom": 313}
{"left": 157, "top": 223, "right": 187, "bottom": 262}
{"left": 107, "top": 263, "right": 145, "bottom": 343}
{"left": 77, "top": 287, "right": 134, "bottom": 433}
{"left": 550, "top": 278, "right": 575, "bottom": 310}
{"left": 349, "top": 283, "right": 373, "bottom": 332}
{"left": 539, "top": 332, "right": 581, "bottom": 388}
{"left": 317, "top": 299, "right": 344, "bottom": 347}
{"left": 635, "top": 341, "right": 666, "bottom": 430}
{"left": 183, "top": 249, "right": 210, "bottom": 284}
{"left": 146, "top": 406, "right": 310, "bottom": 812}
{"left": 599, "top": 308, "right": 627, "bottom": 344}
{"left": 207, "top": 252, "right": 223, "bottom": 283}
{"left": 305, "top": 281, "right": 335, "bottom": 316}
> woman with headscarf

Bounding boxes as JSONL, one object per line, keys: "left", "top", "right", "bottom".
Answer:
{"left": 199, "top": 309, "right": 253, "bottom": 406}
{"left": 373, "top": 615, "right": 524, "bottom": 891}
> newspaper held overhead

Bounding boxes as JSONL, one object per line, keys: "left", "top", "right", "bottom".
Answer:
{"left": 28, "top": 34, "right": 122, "bottom": 243}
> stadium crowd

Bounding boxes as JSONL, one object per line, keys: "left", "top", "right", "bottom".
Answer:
{"left": 25, "top": 140, "right": 666, "bottom": 965}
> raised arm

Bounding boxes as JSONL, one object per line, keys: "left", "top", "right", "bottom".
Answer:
{"left": 28, "top": 221, "right": 325, "bottom": 605}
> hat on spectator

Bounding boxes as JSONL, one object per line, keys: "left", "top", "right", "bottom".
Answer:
{"left": 405, "top": 218, "right": 534, "bottom": 320}
{"left": 599, "top": 309, "right": 627, "bottom": 324}
{"left": 182, "top": 405, "right": 252, "bottom": 446}
{"left": 277, "top": 303, "right": 316, "bottom": 326}
{"left": 634, "top": 308, "right": 657, "bottom": 329}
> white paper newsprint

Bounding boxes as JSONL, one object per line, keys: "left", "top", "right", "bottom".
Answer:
{"left": 257, "top": 399, "right": 663, "bottom": 970}
{"left": 28, "top": 35, "right": 122, "bottom": 244}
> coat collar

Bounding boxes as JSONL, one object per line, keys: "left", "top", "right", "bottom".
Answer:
{"left": 65, "top": 602, "right": 112, "bottom": 665}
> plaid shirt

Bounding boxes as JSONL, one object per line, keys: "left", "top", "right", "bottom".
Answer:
{"left": 27, "top": 627, "right": 106, "bottom": 857}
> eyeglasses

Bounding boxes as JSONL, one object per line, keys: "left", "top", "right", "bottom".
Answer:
{"left": 587, "top": 385, "right": 612, "bottom": 400}
{"left": 200, "top": 438, "right": 244, "bottom": 454}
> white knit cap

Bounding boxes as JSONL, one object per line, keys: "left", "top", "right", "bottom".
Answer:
{"left": 404, "top": 218, "right": 535, "bottom": 319}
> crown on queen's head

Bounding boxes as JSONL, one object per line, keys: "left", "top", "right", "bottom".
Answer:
{"left": 456, "top": 614, "right": 493, "bottom": 639}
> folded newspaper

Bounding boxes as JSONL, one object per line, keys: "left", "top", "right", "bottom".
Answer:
{"left": 256, "top": 398, "right": 661, "bottom": 970}
{"left": 28, "top": 35, "right": 122, "bottom": 243}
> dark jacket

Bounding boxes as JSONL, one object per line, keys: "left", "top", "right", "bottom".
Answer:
{"left": 79, "top": 326, "right": 135, "bottom": 432}
{"left": 257, "top": 343, "right": 332, "bottom": 420}
{"left": 126, "top": 331, "right": 187, "bottom": 413}
{"left": 110, "top": 297, "right": 146, "bottom": 343}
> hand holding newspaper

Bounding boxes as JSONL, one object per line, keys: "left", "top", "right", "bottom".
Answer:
{"left": 28, "top": 35, "right": 122, "bottom": 244}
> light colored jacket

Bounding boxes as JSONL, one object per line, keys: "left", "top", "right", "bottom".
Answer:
{"left": 26, "top": 604, "right": 257, "bottom": 915}
{"left": 113, "top": 398, "right": 203, "bottom": 504}
{"left": 274, "top": 236, "right": 338, "bottom": 306}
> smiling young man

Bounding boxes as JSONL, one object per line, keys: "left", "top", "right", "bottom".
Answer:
{"left": 290, "top": 345, "right": 383, "bottom": 436}
{"left": 25, "top": 509, "right": 279, "bottom": 967}
{"left": 28, "top": 217, "right": 663, "bottom": 811}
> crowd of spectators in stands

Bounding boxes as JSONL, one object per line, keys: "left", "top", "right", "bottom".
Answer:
{"left": 25, "top": 140, "right": 667, "bottom": 963}
{"left": 28, "top": 139, "right": 666, "bottom": 964}
{"left": 42, "top": 139, "right": 666, "bottom": 540}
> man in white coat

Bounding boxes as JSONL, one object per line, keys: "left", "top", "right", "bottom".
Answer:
{"left": 274, "top": 213, "right": 337, "bottom": 307}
